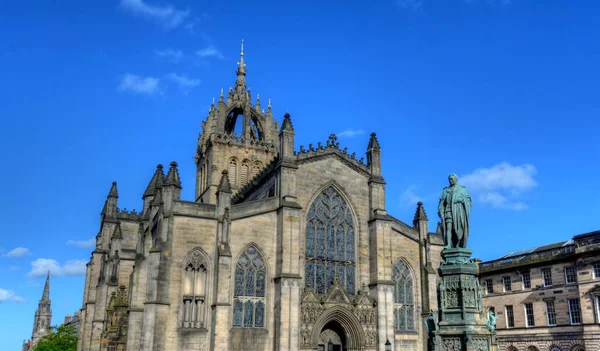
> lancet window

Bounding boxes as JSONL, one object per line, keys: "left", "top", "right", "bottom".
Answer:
{"left": 228, "top": 158, "right": 238, "bottom": 185}
{"left": 233, "top": 246, "right": 266, "bottom": 328}
{"left": 240, "top": 160, "right": 250, "bottom": 186}
{"left": 393, "top": 260, "right": 415, "bottom": 332}
{"left": 252, "top": 161, "right": 262, "bottom": 178}
{"left": 180, "top": 249, "right": 208, "bottom": 329}
{"left": 305, "top": 186, "right": 356, "bottom": 295}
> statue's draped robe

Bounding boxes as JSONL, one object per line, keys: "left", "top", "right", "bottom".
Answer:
{"left": 438, "top": 185, "right": 471, "bottom": 248}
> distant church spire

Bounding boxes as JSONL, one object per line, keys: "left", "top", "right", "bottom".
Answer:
{"left": 41, "top": 271, "right": 50, "bottom": 302}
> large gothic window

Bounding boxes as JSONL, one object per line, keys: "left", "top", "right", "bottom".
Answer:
{"left": 393, "top": 260, "right": 415, "bottom": 332}
{"left": 180, "top": 249, "right": 208, "bottom": 329}
{"left": 305, "top": 186, "right": 356, "bottom": 295}
{"left": 233, "top": 246, "right": 266, "bottom": 328}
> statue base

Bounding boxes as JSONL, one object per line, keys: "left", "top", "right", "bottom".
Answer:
{"left": 429, "top": 248, "right": 496, "bottom": 351}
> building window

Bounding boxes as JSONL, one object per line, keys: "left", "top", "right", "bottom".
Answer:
{"left": 252, "top": 161, "right": 262, "bottom": 178}
{"left": 565, "top": 266, "right": 577, "bottom": 284}
{"left": 228, "top": 158, "right": 238, "bottom": 185}
{"left": 240, "top": 160, "right": 250, "bottom": 186}
{"left": 503, "top": 276, "right": 512, "bottom": 292}
{"left": 542, "top": 268, "right": 552, "bottom": 287}
{"left": 505, "top": 305, "right": 515, "bottom": 328}
{"left": 393, "top": 260, "right": 415, "bottom": 332}
{"left": 485, "top": 279, "right": 494, "bottom": 294}
{"left": 233, "top": 246, "right": 266, "bottom": 328}
{"left": 593, "top": 263, "right": 600, "bottom": 279}
{"left": 568, "top": 298, "right": 582, "bottom": 325}
{"left": 524, "top": 303, "right": 535, "bottom": 327}
{"left": 305, "top": 186, "right": 356, "bottom": 295}
{"left": 545, "top": 300, "right": 557, "bottom": 326}
{"left": 522, "top": 272, "right": 531, "bottom": 289}
{"left": 180, "top": 249, "right": 208, "bottom": 329}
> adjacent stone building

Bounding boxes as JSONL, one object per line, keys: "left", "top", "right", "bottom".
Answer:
{"left": 76, "top": 43, "right": 445, "bottom": 351}
{"left": 23, "top": 272, "right": 53, "bottom": 351}
{"left": 479, "top": 230, "right": 600, "bottom": 351}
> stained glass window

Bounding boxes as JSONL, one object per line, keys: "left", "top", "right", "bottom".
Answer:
{"left": 393, "top": 260, "right": 415, "bottom": 332}
{"left": 305, "top": 186, "right": 356, "bottom": 295}
{"left": 232, "top": 246, "right": 266, "bottom": 328}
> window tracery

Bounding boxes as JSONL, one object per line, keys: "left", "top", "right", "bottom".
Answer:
{"left": 180, "top": 249, "right": 208, "bottom": 329}
{"left": 233, "top": 246, "right": 266, "bottom": 328}
{"left": 393, "top": 260, "right": 415, "bottom": 332}
{"left": 305, "top": 186, "right": 356, "bottom": 295}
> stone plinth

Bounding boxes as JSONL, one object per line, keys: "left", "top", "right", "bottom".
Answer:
{"left": 430, "top": 248, "right": 495, "bottom": 351}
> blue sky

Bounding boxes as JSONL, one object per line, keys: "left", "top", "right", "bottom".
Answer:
{"left": 1, "top": 0, "right": 599, "bottom": 348}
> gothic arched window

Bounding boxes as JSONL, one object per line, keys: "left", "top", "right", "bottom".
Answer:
{"left": 240, "top": 160, "right": 250, "bottom": 186}
{"left": 233, "top": 246, "right": 266, "bottom": 328}
{"left": 393, "top": 260, "right": 415, "bottom": 332}
{"left": 228, "top": 158, "right": 238, "bottom": 185}
{"left": 180, "top": 249, "right": 208, "bottom": 329}
{"left": 252, "top": 161, "right": 262, "bottom": 178}
{"left": 305, "top": 186, "right": 356, "bottom": 295}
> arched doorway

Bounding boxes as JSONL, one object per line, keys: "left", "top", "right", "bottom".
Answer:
{"left": 318, "top": 321, "right": 346, "bottom": 351}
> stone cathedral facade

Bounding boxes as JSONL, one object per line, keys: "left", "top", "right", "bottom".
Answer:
{"left": 77, "top": 44, "right": 444, "bottom": 351}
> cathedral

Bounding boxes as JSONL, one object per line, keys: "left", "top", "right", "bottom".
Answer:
{"left": 23, "top": 273, "right": 53, "bottom": 351}
{"left": 76, "top": 43, "right": 444, "bottom": 351}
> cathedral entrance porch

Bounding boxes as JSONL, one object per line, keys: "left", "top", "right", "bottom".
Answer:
{"left": 318, "top": 321, "right": 346, "bottom": 351}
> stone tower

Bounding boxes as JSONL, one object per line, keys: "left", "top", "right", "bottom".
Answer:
{"left": 195, "top": 40, "right": 280, "bottom": 203}
{"left": 32, "top": 272, "right": 53, "bottom": 347}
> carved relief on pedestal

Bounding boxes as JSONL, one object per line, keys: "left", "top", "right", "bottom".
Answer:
{"left": 468, "top": 337, "right": 489, "bottom": 351}
{"left": 442, "top": 337, "right": 462, "bottom": 351}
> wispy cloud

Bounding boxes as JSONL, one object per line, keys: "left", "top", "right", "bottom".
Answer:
{"left": 155, "top": 48, "right": 184, "bottom": 63}
{"left": 4, "top": 247, "right": 30, "bottom": 258}
{"left": 0, "top": 288, "right": 25, "bottom": 303}
{"left": 400, "top": 184, "right": 423, "bottom": 207}
{"left": 196, "top": 46, "right": 224, "bottom": 59}
{"left": 165, "top": 73, "right": 200, "bottom": 94}
{"left": 460, "top": 162, "right": 537, "bottom": 210}
{"left": 27, "top": 258, "right": 87, "bottom": 278}
{"left": 396, "top": 0, "right": 424, "bottom": 11}
{"left": 120, "top": 0, "right": 190, "bottom": 30}
{"left": 66, "top": 239, "right": 96, "bottom": 249}
{"left": 118, "top": 73, "right": 160, "bottom": 95}
{"left": 338, "top": 129, "right": 365, "bottom": 138}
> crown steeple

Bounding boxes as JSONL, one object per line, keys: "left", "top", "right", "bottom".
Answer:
{"left": 235, "top": 39, "right": 246, "bottom": 94}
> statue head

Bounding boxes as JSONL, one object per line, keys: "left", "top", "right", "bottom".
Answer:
{"left": 448, "top": 174, "right": 458, "bottom": 186}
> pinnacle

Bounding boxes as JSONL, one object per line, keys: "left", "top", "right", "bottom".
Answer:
{"left": 143, "top": 164, "right": 165, "bottom": 199}
{"left": 41, "top": 272, "right": 50, "bottom": 303}
{"left": 165, "top": 161, "right": 182, "bottom": 189}
{"left": 107, "top": 181, "right": 118, "bottom": 198}
{"left": 367, "top": 132, "right": 380, "bottom": 151}
{"left": 281, "top": 113, "right": 294, "bottom": 132}
{"left": 217, "top": 170, "right": 232, "bottom": 194}
{"left": 413, "top": 202, "right": 428, "bottom": 227}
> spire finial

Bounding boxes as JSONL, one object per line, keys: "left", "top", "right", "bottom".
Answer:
{"left": 240, "top": 39, "right": 244, "bottom": 58}
{"left": 268, "top": 98, "right": 271, "bottom": 108}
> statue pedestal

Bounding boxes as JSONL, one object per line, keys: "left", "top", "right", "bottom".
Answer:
{"left": 430, "top": 248, "right": 495, "bottom": 351}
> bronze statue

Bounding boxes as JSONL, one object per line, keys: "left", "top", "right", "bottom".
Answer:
{"left": 437, "top": 174, "right": 472, "bottom": 248}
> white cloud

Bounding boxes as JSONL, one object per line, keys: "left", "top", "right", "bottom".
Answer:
{"left": 66, "top": 239, "right": 96, "bottom": 249}
{"left": 120, "top": 0, "right": 190, "bottom": 30}
{"left": 27, "top": 258, "right": 87, "bottom": 278}
{"left": 4, "top": 247, "right": 30, "bottom": 258}
{"left": 400, "top": 184, "right": 422, "bottom": 207}
{"left": 460, "top": 162, "right": 537, "bottom": 210}
{"left": 337, "top": 129, "right": 365, "bottom": 138}
{"left": 0, "top": 288, "right": 25, "bottom": 303}
{"left": 196, "top": 46, "right": 224, "bottom": 59}
{"left": 118, "top": 73, "right": 160, "bottom": 95}
{"left": 165, "top": 73, "right": 201, "bottom": 94}
{"left": 155, "top": 48, "right": 184, "bottom": 63}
